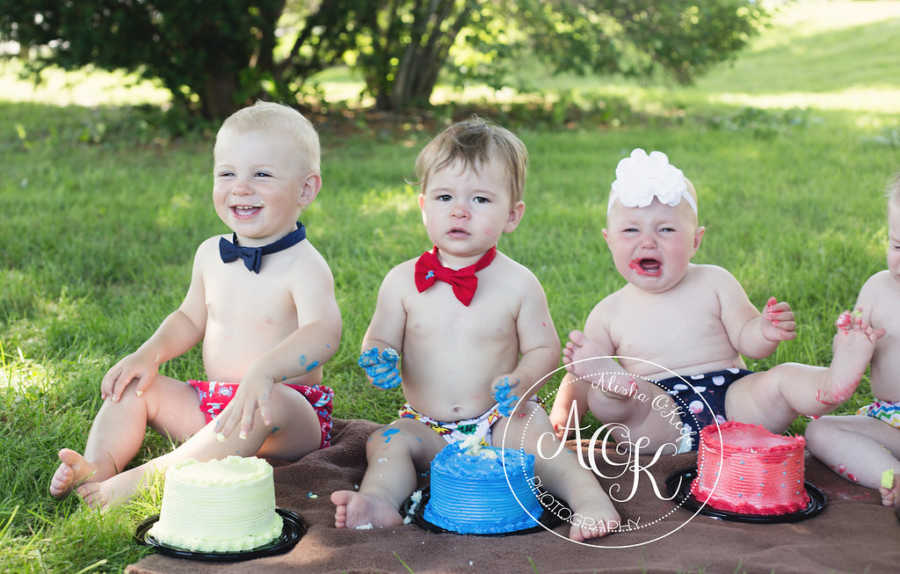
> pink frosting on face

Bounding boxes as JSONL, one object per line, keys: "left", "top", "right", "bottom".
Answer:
{"left": 629, "top": 258, "right": 662, "bottom": 277}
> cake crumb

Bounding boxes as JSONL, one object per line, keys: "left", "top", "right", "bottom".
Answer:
{"left": 403, "top": 489, "right": 423, "bottom": 524}
{"left": 355, "top": 523, "right": 374, "bottom": 530}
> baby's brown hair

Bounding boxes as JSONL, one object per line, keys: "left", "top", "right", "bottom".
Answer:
{"left": 416, "top": 117, "right": 527, "bottom": 204}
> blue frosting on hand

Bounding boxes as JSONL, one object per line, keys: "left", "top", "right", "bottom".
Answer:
{"left": 358, "top": 347, "right": 402, "bottom": 389}
{"left": 493, "top": 377, "right": 519, "bottom": 416}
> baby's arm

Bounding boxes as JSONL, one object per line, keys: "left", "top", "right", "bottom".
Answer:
{"left": 714, "top": 266, "right": 796, "bottom": 359}
{"left": 359, "top": 266, "right": 408, "bottom": 388}
{"left": 493, "top": 272, "right": 561, "bottom": 405}
{"left": 564, "top": 301, "right": 634, "bottom": 399}
{"left": 216, "top": 252, "right": 342, "bottom": 439}
{"left": 101, "top": 241, "right": 209, "bottom": 401}
{"left": 854, "top": 274, "right": 879, "bottom": 326}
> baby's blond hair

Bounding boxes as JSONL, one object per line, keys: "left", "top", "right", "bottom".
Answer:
{"left": 415, "top": 117, "right": 527, "bottom": 204}
{"left": 215, "top": 101, "right": 320, "bottom": 174}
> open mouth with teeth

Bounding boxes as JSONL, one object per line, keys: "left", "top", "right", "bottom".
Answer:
{"left": 629, "top": 258, "right": 662, "bottom": 276}
{"left": 231, "top": 205, "right": 262, "bottom": 218}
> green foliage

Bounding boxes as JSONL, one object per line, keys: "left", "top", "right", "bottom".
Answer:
{"left": 1, "top": 0, "right": 767, "bottom": 116}
{"left": 0, "top": 1, "right": 286, "bottom": 118}
{"left": 354, "top": 0, "right": 768, "bottom": 110}
{"left": 447, "top": 0, "right": 767, "bottom": 92}
{"left": 0, "top": 1, "right": 372, "bottom": 119}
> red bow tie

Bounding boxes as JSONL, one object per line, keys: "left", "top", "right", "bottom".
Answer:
{"left": 414, "top": 246, "right": 497, "bottom": 306}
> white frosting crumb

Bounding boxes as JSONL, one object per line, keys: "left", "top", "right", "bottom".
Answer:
{"left": 355, "top": 522, "right": 374, "bottom": 530}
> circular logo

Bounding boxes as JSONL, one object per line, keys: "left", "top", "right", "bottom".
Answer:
{"left": 499, "top": 355, "right": 724, "bottom": 548}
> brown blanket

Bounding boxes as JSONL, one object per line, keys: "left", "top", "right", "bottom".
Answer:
{"left": 128, "top": 419, "right": 900, "bottom": 574}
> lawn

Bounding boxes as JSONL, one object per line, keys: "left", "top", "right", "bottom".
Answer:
{"left": 1, "top": 1, "right": 899, "bottom": 572}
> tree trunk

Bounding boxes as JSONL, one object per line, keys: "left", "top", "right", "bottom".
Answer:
{"left": 374, "top": 0, "right": 473, "bottom": 110}
{"left": 201, "top": 71, "right": 239, "bottom": 120}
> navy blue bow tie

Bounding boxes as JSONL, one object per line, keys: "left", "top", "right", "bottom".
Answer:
{"left": 219, "top": 222, "right": 306, "bottom": 273}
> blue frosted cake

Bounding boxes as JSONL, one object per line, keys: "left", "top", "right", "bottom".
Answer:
{"left": 423, "top": 442, "right": 543, "bottom": 534}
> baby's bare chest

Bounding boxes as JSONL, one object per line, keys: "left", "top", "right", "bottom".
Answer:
{"left": 612, "top": 297, "right": 726, "bottom": 355}
{"left": 404, "top": 292, "right": 517, "bottom": 345}
{"left": 205, "top": 271, "right": 297, "bottom": 331}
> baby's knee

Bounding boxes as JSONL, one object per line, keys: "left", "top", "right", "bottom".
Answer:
{"left": 103, "top": 384, "right": 145, "bottom": 408}
{"left": 367, "top": 422, "right": 411, "bottom": 453}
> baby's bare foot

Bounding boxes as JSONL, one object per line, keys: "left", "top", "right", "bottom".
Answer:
{"left": 563, "top": 331, "right": 609, "bottom": 380}
{"left": 817, "top": 311, "right": 884, "bottom": 407}
{"left": 330, "top": 490, "right": 402, "bottom": 529}
{"left": 76, "top": 468, "right": 146, "bottom": 509}
{"left": 50, "top": 449, "right": 98, "bottom": 499}
{"left": 568, "top": 500, "right": 621, "bottom": 542}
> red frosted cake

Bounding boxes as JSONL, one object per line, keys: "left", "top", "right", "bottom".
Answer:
{"left": 691, "top": 421, "right": 810, "bottom": 515}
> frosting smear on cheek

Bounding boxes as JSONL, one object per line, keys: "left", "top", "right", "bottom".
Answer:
{"left": 629, "top": 258, "right": 662, "bottom": 277}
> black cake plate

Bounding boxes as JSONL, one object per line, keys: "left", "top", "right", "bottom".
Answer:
{"left": 402, "top": 485, "right": 565, "bottom": 536}
{"left": 665, "top": 467, "right": 827, "bottom": 524}
{"left": 135, "top": 508, "right": 305, "bottom": 561}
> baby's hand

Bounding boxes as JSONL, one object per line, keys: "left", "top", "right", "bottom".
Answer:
{"left": 214, "top": 374, "right": 275, "bottom": 440}
{"left": 761, "top": 297, "right": 797, "bottom": 342}
{"left": 492, "top": 376, "right": 520, "bottom": 416}
{"left": 835, "top": 308, "right": 864, "bottom": 333}
{"left": 358, "top": 347, "right": 401, "bottom": 389}
{"left": 100, "top": 350, "right": 159, "bottom": 402}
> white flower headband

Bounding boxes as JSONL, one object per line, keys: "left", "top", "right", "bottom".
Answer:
{"left": 607, "top": 148, "right": 696, "bottom": 214}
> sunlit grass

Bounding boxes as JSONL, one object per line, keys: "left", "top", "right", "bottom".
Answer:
{"left": 0, "top": 60, "right": 170, "bottom": 107}
{"left": 708, "top": 88, "right": 900, "bottom": 113}
{"left": 761, "top": 0, "right": 900, "bottom": 42}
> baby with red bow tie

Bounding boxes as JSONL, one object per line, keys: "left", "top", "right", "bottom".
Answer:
{"left": 331, "top": 117, "right": 620, "bottom": 541}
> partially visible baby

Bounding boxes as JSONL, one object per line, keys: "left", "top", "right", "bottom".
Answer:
{"left": 807, "top": 173, "right": 900, "bottom": 508}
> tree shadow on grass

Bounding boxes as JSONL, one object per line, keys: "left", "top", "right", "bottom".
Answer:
{"left": 697, "top": 17, "right": 900, "bottom": 95}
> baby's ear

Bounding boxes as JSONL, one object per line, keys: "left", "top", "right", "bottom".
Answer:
{"left": 298, "top": 173, "right": 322, "bottom": 208}
{"left": 503, "top": 200, "right": 526, "bottom": 233}
{"left": 692, "top": 226, "right": 706, "bottom": 251}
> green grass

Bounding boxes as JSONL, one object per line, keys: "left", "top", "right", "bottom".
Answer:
{"left": 2, "top": 1, "right": 899, "bottom": 571}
